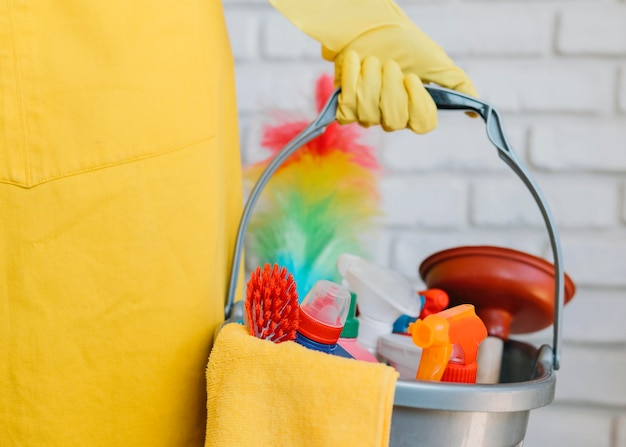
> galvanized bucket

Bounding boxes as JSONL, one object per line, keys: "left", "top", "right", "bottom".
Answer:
{"left": 390, "top": 341, "right": 555, "bottom": 447}
{"left": 224, "top": 87, "right": 566, "bottom": 447}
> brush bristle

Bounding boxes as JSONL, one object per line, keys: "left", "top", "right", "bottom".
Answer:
{"left": 245, "top": 263, "right": 299, "bottom": 343}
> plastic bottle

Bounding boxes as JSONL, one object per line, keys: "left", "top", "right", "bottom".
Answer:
{"left": 337, "top": 254, "right": 422, "bottom": 356}
{"left": 337, "top": 292, "right": 379, "bottom": 363}
{"left": 377, "top": 333, "right": 422, "bottom": 379}
{"left": 295, "top": 280, "right": 353, "bottom": 358}
{"left": 409, "top": 304, "right": 488, "bottom": 383}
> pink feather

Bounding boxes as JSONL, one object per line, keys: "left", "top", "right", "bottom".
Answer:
{"left": 257, "top": 74, "right": 380, "bottom": 172}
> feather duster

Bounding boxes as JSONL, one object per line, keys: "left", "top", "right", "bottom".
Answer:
{"left": 245, "top": 74, "right": 381, "bottom": 299}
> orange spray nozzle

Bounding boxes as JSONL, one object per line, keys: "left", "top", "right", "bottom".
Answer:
{"left": 409, "top": 315, "right": 452, "bottom": 381}
{"left": 409, "top": 304, "right": 487, "bottom": 383}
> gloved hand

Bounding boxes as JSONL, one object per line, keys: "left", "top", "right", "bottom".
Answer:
{"left": 269, "top": 0, "right": 477, "bottom": 133}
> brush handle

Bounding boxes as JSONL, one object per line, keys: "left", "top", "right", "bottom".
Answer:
{"left": 477, "top": 335, "right": 505, "bottom": 384}
{"left": 224, "top": 85, "right": 565, "bottom": 371}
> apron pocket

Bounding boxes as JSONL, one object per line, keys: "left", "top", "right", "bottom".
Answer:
{"left": 1, "top": 0, "right": 220, "bottom": 187}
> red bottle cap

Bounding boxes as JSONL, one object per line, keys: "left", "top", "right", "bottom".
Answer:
{"left": 298, "top": 308, "right": 343, "bottom": 344}
{"left": 441, "top": 361, "right": 479, "bottom": 384}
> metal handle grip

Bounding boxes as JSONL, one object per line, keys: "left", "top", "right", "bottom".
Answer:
{"left": 224, "top": 85, "right": 565, "bottom": 370}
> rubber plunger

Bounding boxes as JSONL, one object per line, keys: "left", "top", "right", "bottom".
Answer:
{"left": 419, "top": 246, "right": 576, "bottom": 383}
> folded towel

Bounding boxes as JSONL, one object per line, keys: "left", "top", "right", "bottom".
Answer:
{"left": 205, "top": 323, "right": 399, "bottom": 447}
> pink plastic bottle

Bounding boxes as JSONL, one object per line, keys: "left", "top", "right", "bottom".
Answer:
{"left": 337, "top": 292, "right": 379, "bottom": 363}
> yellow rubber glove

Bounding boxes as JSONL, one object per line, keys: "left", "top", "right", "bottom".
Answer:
{"left": 269, "top": 0, "right": 477, "bottom": 133}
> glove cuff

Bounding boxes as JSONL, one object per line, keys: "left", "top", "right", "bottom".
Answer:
{"left": 269, "top": 0, "right": 409, "bottom": 56}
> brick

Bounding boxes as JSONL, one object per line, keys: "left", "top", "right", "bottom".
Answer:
{"left": 380, "top": 114, "right": 524, "bottom": 172}
{"left": 234, "top": 63, "right": 329, "bottom": 113}
{"left": 379, "top": 176, "right": 468, "bottom": 228}
{"left": 560, "top": 235, "right": 626, "bottom": 287}
{"left": 472, "top": 177, "right": 541, "bottom": 227}
{"left": 557, "top": 289, "right": 626, "bottom": 344}
{"left": 391, "top": 231, "right": 546, "bottom": 279}
{"left": 537, "top": 179, "right": 619, "bottom": 230}
{"left": 464, "top": 62, "right": 613, "bottom": 114}
{"left": 558, "top": 6, "right": 626, "bottom": 55}
{"left": 223, "top": 10, "right": 261, "bottom": 61}
{"left": 472, "top": 177, "right": 618, "bottom": 229}
{"left": 530, "top": 121, "right": 626, "bottom": 172}
{"left": 525, "top": 406, "right": 612, "bottom": 447}
{"left": 555, "top": 345, "right": 626, "bottom": 406}
{"left": 403, "top": 4, "right": 552, "bottom": 57}
{"left": 262, "top": 14, "right": 320, "bottom": 60}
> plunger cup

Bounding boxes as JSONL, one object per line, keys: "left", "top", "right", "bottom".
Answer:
{"left": 419, "top": 245, "right": 576, "bottom": 383}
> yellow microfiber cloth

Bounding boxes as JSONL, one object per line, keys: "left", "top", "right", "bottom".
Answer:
{"left": 205, "top": 323, "right": 399, "bottom": 447}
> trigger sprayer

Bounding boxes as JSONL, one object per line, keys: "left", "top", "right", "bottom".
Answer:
{"left": 409, "top": 304, "right": 487, "bottom": 383}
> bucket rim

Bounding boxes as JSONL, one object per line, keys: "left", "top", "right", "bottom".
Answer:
{"left": 393, "top": 343, "right": 555, "bottom": 413}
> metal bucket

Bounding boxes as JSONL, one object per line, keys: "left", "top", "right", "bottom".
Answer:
{"left": 224, "top": 87, "right": 566, "bottom": 447}
{"left": 390, "top": 341, "right": 554, "bottom": 447}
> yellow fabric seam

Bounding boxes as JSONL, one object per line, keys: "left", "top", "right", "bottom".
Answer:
{"left": 0, "top": 134, "right": 216, "bottom": 189}
{"left": 6, "top": 0, "right": 30, "bottom": 185}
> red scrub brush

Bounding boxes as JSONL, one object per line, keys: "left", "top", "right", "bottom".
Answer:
{"left": 245, "top": 263, "right": 300, "bottom": 343}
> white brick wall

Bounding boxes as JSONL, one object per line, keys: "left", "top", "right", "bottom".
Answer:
{"left": 224, "top": 1, "right": 626, "bottom": 445}
{"left": 465, "top": 61, "right": 615, "bottom": 114}
{"left": 530, "top": 122, "right": 626, "bottom": 172}
{"left": 559, "top": 289, "right": 626, "bottom": 343}
{"left": 525, "top": 405, "right": 613, "bottom": 447}
{"left": 558, "top": 6, "right": 626, "bottom": 55}
{"left": 380, "top": 175, "right": 469, "bottom": 228}
{"left": 403, "top": 4, "right": 554, "bottom": 57}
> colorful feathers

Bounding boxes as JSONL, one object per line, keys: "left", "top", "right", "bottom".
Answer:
{"left": 245, "top": 74, "right": 381, "bottom": 299}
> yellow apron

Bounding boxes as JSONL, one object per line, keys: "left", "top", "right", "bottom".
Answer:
{"left": 0, "top": 1, "right": 242, "bottom": 445}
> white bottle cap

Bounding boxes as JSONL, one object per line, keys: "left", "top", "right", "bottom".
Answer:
{"left": 377, "top": 333, "right": 423, "bottom": 380}
{"left": 357, "top": 315, "right": 394, "bottom": 354}
{"left": 337, "top": 254, "right": 422, "bottom": 356}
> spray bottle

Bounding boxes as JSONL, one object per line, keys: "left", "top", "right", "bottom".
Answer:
{"left": 337, "top": 254, "right": 422, "bottom": 356}
{"left": 378, "top": 289, "right": 449, "bottom": 379}
{"left": 409, "top": 304, "right": 487, "bottom": 383}
{"left": 337, "top": 292, "right": 379, "bottom": 363}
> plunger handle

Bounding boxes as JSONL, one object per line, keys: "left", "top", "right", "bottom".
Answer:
{"left": 477, "top": 336, "right": 504, "bottom": 384}
{"left": 475, "top": 307, "right": 514, "bottom": 383}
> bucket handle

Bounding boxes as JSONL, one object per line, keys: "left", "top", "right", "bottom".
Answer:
{"left": 224, "top": 85, "right": 565, "bottom": 370}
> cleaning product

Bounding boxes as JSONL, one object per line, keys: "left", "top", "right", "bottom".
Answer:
{"left": 409, "top": 313, "right": 451, "bottom": 381}
{"left": 337, "top": 292, "right": 379, "bottom": 363}
{"left": 244, "top": 263, "right": 300, "bottom": 343}
{"left": 419, "top": 288, "right": 450, "bottom": 319}
{"left": 380, "top": 289, "right": 448, "bottom": 377}
{"left": 392, "top": 288, "right": 450, "bottom": 334}
{"left": 409, "top": 304, "right": 487, "bottom": 383}
{"left": 295, "top": 279, "right": 354, "bottom": 358}
{"left": 337, "top": 253, "right": 422, "bottom": 355}
{"left": 377, "top": 333, "right": 422, "bottom": 379}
